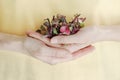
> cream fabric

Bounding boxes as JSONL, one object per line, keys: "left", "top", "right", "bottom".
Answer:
{"left": 0, "top": 0, "right": 120, "bottom": 80}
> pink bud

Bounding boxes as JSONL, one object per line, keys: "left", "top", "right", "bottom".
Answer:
{"left": 65, "top": 28, "right": 70, "bottom": 35}
{"left": 60, "top": 26, "right": 66, "bottom": 33}
{"left": 60, "top": 26, "right": 70, "bottom": 35}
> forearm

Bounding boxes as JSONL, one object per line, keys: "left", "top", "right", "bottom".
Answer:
{"left": 0, "top": 33, "right": 29, "bottom": 55}
{"left": 101, "top": 26, "right": 120, "bottom": 41}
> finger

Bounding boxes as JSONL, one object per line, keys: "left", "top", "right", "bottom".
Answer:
{"left": 26, "top": 31, "right": 50, "bottom": 42}
{"left": 51, "top": 35, "right": 80, "bottom": 44}
{"left": 27, "top": 31, "right": 61, "bottom": 48}
{"left": 72, "top": 45, "right": 95, "bottom": 59}
{"left": 62, "top": 43, "right": 92, "bottom": 53}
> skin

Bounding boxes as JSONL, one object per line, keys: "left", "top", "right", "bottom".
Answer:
{"left": 1, "top": 25, "right": 120, "bottom": 64}
{"left": 51, "top": 25, "right": 120, "bottom": 49}
{"left": 0, "top": 32, "right": 94, "bottom": 65}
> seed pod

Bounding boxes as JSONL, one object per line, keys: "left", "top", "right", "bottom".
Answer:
{"left": 53, "top": 28, "right": 58, "bottom": 35}
{"left": 36, "top": 14, "right": 86, "bottom": 38}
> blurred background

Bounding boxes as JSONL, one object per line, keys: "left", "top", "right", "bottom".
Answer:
{"left": 0, "top": 0, "right": 120, "bottom": 80}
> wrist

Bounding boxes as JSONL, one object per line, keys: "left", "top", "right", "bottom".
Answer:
{"left": 99, "top": 26, "right": 120, "bottom": 41}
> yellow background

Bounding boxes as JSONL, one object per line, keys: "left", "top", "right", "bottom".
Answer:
{"left": 0, "top": 0, "right": 120, "bottom": 80}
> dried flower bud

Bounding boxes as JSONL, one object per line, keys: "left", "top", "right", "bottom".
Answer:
{"left": 60, "top": 26, "right": 70, "bottom": 35}
{"left": 36, "top": 14, "right": 86, "bottom": 38}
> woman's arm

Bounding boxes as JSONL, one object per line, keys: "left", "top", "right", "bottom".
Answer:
{"left": 50, "top": 26, "right": 120, "bottom": 44}
{"left": 0, "top": 32, "right": 94, "bottom": 64}
{"left": 0, "top": 33, "right": 29, "bottom": 55}
{"left": 101, "top": 26, "right": 120, "bottom": 41}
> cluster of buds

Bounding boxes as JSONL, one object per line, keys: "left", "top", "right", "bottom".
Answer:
{"left": 36, "top": 14, "right": 86, "bottom": 38}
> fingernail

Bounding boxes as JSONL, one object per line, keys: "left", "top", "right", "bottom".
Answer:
{"left": 51, "top": 39, "right": 58, "bottom": 43}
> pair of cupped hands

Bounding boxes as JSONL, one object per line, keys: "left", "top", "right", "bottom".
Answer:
{"left": 25, "top": 26, "right": 107, "bottom": 65}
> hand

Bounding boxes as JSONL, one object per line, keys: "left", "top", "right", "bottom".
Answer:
{"left": 24, "top": 31, "right": 94, "bottom": 65}
{"left": 51, "top": 26, "right": 108, "bottom": 45}
{"left": 27, "top": 31, "right": 94, "bottom": 53}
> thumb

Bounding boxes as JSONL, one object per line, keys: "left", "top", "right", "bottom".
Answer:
{"left": 51, "top": 34, "right": 84, "bottom": 44}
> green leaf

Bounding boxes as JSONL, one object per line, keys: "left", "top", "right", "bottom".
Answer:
{"left": 53, "top": 28, "right": 58, "bottom": 34}
{"left": 69, "top": 26, "right": 73, "bottom": 31}
{"left": 80, "top": 22, "right": 84, "bottom": 28}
